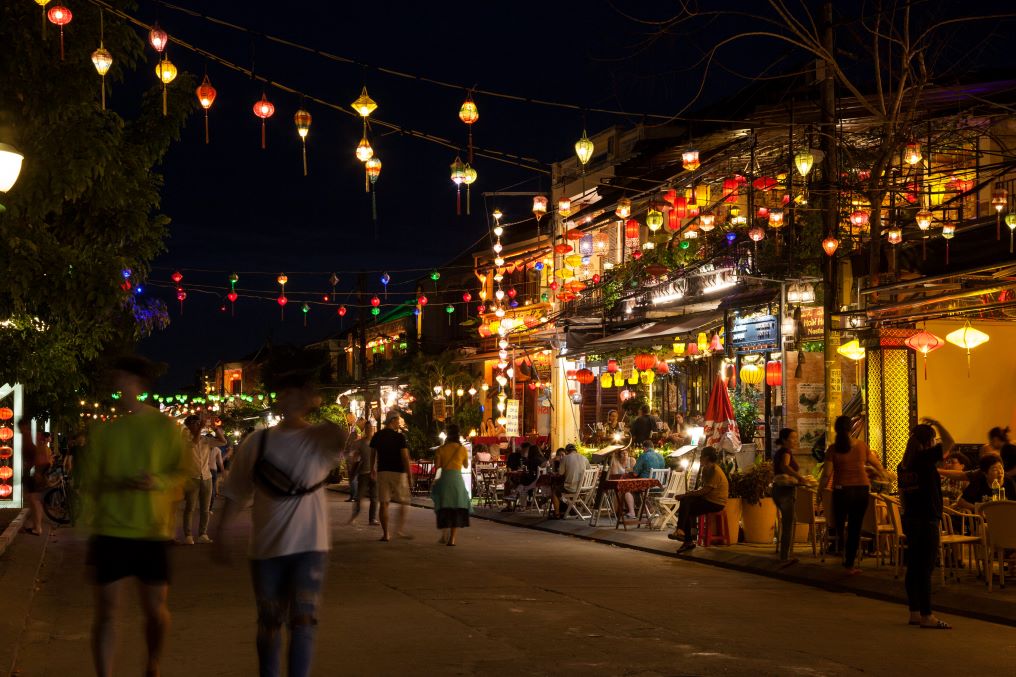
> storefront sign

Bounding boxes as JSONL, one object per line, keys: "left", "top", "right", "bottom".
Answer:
{"left": 731, "top": 314, "right": 779, "bottom": 354}
{"left": 800, "top": 307, "right": 824, "bottom": 338}
{"left": 505, "top": 399, "right": 520, "bottom": 437}
{"left": 432, "top": 398, "right": 446, "bottom": 421}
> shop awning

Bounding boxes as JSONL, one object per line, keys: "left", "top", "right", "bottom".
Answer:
{"left": 580, "top": 310, "right": 725, "bottom": 352}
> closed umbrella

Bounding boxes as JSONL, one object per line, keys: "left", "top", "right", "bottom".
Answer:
{"left": 702, "top": 375, "right": 742, "bottom": 452}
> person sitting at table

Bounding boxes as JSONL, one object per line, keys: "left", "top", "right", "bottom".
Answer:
{"left": 667, "top": 413, "right": 691, "bottom": 447}
{"left": 523, "top": 445, "right": 546, "bottom": 484}
{"left": 551, "top": 444, "right": 590, "bottom": 518}
{"left": 604, "top": 409, "right": 624, "bottom": 436}
{"left": 630, "top": 405, "right": 656, "bottom": 445}
{"left": 950, "top": 454, "right": 1016, "bottom": 511}
{"left": 940, "top": 452, "right": 968, "bottom": 501}
{"left": 610, "top": 447, "right": 636, "bottom": 520}
{"left": 633, "top": 440, "right": 665, "bottom": 479}
{"left": 551, "top": 448, "right": 566, "bottom": 474}
{"left": 668, "top": 446, "right": 728, "bottom": 553}
{"left": 473, "top": 444, "right": 492, "bottom": 464}
{"left": 506, "top": 443, "right": 525, "bottom": 471}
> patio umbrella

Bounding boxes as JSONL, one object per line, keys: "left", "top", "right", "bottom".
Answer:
{"left": 701, "top": 375, "right": 742, "bottom": 453}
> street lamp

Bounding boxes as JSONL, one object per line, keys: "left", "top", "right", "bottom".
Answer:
{"left": 0, "top": 143, "right": 25, "bottom": 211}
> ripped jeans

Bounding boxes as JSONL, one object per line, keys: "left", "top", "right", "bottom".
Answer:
{"left": 249, "top": 551, "right": 328, "bottom": 677}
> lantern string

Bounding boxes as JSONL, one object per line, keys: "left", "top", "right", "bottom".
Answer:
{"left": 88, "top": 0, "right": 549, "bottom": 175}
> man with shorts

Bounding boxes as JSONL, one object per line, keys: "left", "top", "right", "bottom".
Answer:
{"left": 371, "top": 411, "right": 412, "bottom": 541}
{"left": 79, "top": 356, "right": 189, "bottom": 677}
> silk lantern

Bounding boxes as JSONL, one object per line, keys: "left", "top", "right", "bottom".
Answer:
{"left": 765, "top": 360, "right": 782, "bottom": 386}
{"left": 155, "top": 58, "right": 177, "bottom": 116}
{"left": 47, "top": 5, "right": 72, "bottom": 60}
{"left": 196, "top": 75, "right": 217, "bottom": 144}
{"left": 905, "top": 329, "right": 944, "bottom": 379}
{"left": 253, "top": 94, "right": 275, "bottom": 149}
{"left": 946, "top": 321, "right": 989, "bottom": 376}
{"left": 633, "top": 353, "right": 657, "bottom": 371}
{"left": 740, "top": 362, "right": 764, "bottom": 385}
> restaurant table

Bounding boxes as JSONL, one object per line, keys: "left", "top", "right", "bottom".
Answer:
{"left": 589, "top": 473, "right": 660, "bottom": 529}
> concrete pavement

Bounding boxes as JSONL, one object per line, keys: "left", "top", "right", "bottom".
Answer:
{"left": 5, "top": 494, "right": 1015, "bottom": 676}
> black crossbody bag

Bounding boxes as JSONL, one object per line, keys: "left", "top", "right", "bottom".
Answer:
{"left": 253, "top": 429, "right": 328, "bottom": 498}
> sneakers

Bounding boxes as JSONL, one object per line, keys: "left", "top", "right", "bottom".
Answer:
{"left": 196, "top": 534, "right": 213, "bottom": 544}
{"left": 182, "top": 535, "right": 194, "bottom": 545}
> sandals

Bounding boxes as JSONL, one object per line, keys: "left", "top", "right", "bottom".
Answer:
{"left": 920, "top": 619, "right": 952, "bottom": 629}
{"left": 19, "top": 527, "right": 41, "bottom": 536}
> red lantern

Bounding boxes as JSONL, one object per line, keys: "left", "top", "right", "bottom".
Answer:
{"left": 0, "top": 467, "right": 12, "bottom": 481}
{"left": 592, "top": 274, "right": 600, "bottom": 284}
{"left": 507, "top": 288, "right": 517, "bottom": 299}
{"left": 624, "top": 219, "right": 640, "bottom": 239}
{"left": 149, "top": 23, "right": 169, "bottom": 53}
{"left": 565, "top": 228, "right": 583, "bottom": 241}
{"left": 686, "top": 342, "right": 699, "bottom": 356}
{"left": 765, "top": 360, "right": 783, "bottom": 387}
{"left": 722, "top": 177, "right": 739, "bottom": 203}
{"left": 667, "top": 210, "right": 681, "bottom": 232}
{"left": 171, "top": 270, "right": 183, "bottom": 284}
{"left": 418, "top": 294, "right": 428, "bottom": 306}
{"left": 476, "top": 304, "right": 485, "bottom": 314}
{"left": 850, "top": 210, "right": 870, "bottom": 228}
{"left": 196, "top": 76, "right": 217, "bottom": 144}
{"left": 554, "top": 243, "right": 573, "bottom": 255}
{"left": 47, "top": 6, "right": 72, "bottom": 60}
{"left": 753, "top": 176, "right": 778, "bottom": 191}
{"left": 655, "top": 362, "right": 670, "bottom": 376}
{"left": 253, "top": 94, "right": 275, "bottom": 149}
{"left": 227, "top": 291, "right": 238, "bottom": 303}
{"left": 757, "top": 206, "right": 769, "bottom": 219}
{"left": 606, "top": 359, "right": 619, "bottom": 373}
{"left": 566, "top": 369, "right": 578, "bottom": 380}
{"left": 905, "top": 329, "right": 945, "bottom": 379}
{"left": 549, "top": 281, "right": 558, "bottom": 291}
{"left": 0, "top": 446, "right": 10, "bottom": 459}
{"left": 633, "top": 353, "right": 657, "bottom": 371}
{"left": 673, "top": 196, "right": 687, "bottom": 219}
{"left": 0, "top": 484, "right": 12, "bottom": 498}
{"left": 0, "top": 408, "right": 13, "bottom": 421}
{"left": 0, "top": 428, "right": 11, "bottom": 442}
{"left": 338, "top": 305, "right": 347, "bottom": 317}
{"left": 277, "top": 294, "right": 287, "bottom": 307}
{"left": 462, "top": 291, "right": 472, "bottom": 303}
{"left": 709, "top": 334, "right": 722, "bottom": 352}
{"left": 370, "top": 296, "right": 380, "bottom": 308}
{"left": 575, "top": 368, "right": 595, "bottom": 385}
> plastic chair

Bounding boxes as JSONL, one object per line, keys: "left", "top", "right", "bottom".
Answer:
{"left": 697, "top": 510, "right": 730, "bottom": 546}
{"left": 793, "top": 486, "right": 827, "bottom": 558}
{"left": 977, "top": 501, "right": 1016, "bottom": 590}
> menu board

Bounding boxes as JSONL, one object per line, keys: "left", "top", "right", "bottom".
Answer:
{"left": 505, "top": 399, "right": 520, "bottom": 437}
{"left": 731, "top": 314, "right": 779, "bottom": 354}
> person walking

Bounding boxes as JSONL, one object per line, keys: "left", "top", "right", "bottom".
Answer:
{"left": 819, "top": 415, "right": 887, "bottom": 574}
{"left": 214, "top": 372, "right": 346, "bottom": 677}
{"left": 17, "top": 420, "right": 50, "bottom": 536}
{"left": 771, "top": 428, "right": 813, "bottom": 564}
{"left": 349, "top": 422, "right": 379, "bottom": 525}
{"left": 898, "top": 418, "right": 954, "bottom": 629}
{"left": 181, "top": 415, "right": 227, "bottom": 545}
{"left": 78, "top": 356, "right": 190, "bottom": 677}
{"left": 430, "top": 424, "right": 471, "bottom": 546}
{"left": 371, "top": 411, "right": 412, "bottom": 542}
{"left": 344, "top": 416, "right": 362, "bottom": 503}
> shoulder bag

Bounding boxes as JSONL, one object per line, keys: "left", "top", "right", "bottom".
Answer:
{"left": 253, "top": 429, "right": 328, "bottom": 498}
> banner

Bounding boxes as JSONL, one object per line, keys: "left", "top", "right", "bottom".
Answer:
{"left": 505, "top": 399, "right": 520, "bottom": 437}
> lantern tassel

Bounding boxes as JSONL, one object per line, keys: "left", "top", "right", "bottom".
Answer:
{"left": 59, "top": 27, "right": 65, "bottom": 61}
{"left": 162, "top": 83, "right": 168, "bottom": 117}
{"left": 466, "top": 184, "right": 472, "bottom": 216}
{"left": 998, "top": 213, "right": 1001, "bottom": 241}
{"left": 100, "top": 78, "right": 106, "bottom": 110}
{"left": 1010, "top": 229, "right": 1014, "bottom": 255}
{"left": 364, "top": 169, "right": 369, "bottom": 194}
{"left": 204, "top": 111, "right": 210, "bottom": 144}
{"left": 371, "top": 189, "right": 377, "bottom": 223}
{"left": 456, "top": 186, "right": 461, "bottom": 216}
{"left": 923, "top": 354, "right": 928, "bottom": 380}
{"left": 261, "top": 121, "right": 266, "bottom": 150}
{"left": 301, "top": 141, "right": 308, "bottom": 177}
{"left": 946, "top": 241, "right": 950, "bottom": 266}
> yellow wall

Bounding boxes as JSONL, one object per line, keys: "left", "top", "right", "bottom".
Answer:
{"left": 917, "top": 320, "right": 1016, "bottom": 444}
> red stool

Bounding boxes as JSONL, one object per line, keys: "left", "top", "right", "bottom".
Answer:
{"left": 697, "top": 511, "right": 730, "bottom": 546}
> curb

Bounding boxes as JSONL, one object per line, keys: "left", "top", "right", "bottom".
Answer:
{"left": 0, "top": 510, "right": 28, "bottom": 559}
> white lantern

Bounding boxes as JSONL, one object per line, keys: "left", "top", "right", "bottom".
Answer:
{"left": 0, "top": 143, "right": 25, "bottom": 194}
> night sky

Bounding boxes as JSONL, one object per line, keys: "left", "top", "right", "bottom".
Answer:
{"left": 133, "top": 0, "right": 1014, "bottom": 389}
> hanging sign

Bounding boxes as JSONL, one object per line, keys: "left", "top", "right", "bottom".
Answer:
{"left": 800, "top": 307, "right": 824, "bottom": 339}
{"left": 731, "top": 314, "right": 779, "bottom": 354}
{"left": 621, "top": 356, "right": 636, "bottom": 380}
{"left": 505, "top": 399, "right": 520, "bottom": 437}
{"left": 432, "top": 398, "right": 446, "bottom": 421}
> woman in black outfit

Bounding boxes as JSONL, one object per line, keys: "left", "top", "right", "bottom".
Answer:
{"left": 771, "top": 428, "right": 813, "bottom": 563}
{"left": 897, "top": 418, "right": 954, "bottom": 629}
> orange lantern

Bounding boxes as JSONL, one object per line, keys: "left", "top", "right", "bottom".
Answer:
{"left": 633, "top": 353, "right": 657, "bottom": 371}
{"left": 625, "top": 219, "right": 640, "bottom": 239}
{"left": 0, "top": 408, "right": 11, "bottom": 421}
{"left": 0, "top": 466, "right": 12, "bottom": 481}
{"left": 196, "top": 75, "right": 217, "bottom": 144}
{"left": 575, "top": 368, "right": 595, "bottom": 385}
{"left": 47, "top": 5, "right": 72, "bottom": 60}
{"left": 822, "top": 235, "right": 839, "bottom": 256}
{"left": 765, "top": 360, "right": 782, "bottom": 387}
{"left": 905, "top": 329, "right": 945, "bottom": 380}
{"left": 554, "top": 243, "right": 573, "bottom": 254}
{"left": 0, "top": 446, "right": 10, "bottom": 459}
{"left": 0, "top": 484, "right": 12, "bottom": 498}
{"left": 565, "top": 228, "right": 583, "bottom": 240}
{"left": 0, "top": 428, "right": 12, "bottom": 442}
{"left": 655, "top": 361, "right": 670, "bottom": 376}
{"left": 616, "top": 198, "right": 631, "bottom": 218}
{"left": 253, "top": 94, "right": 275, "bottom": 150}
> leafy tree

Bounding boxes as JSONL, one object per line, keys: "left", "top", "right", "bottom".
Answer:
{"left": 0, "top": 1, "right": 195, "bottom": 419}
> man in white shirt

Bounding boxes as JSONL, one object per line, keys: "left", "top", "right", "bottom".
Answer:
{"left": 214, "top": 373, "right": 346, "bottom": 677}
{"left": 551, "top": 443, "right": 591, "bottom": 517}
{"left": 182, "top": 416, "right": 227, "bottom": 544}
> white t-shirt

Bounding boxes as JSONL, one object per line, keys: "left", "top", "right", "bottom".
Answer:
{"left": 223, "top": 424, "right": 344, "bottom": 559}
{"left": 189, "top": 436, "right": 220, "bottom": 480}
{"left": 561, "top": 452, "right": 591, "bottom": 493}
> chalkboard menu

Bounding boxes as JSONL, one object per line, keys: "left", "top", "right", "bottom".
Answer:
{"left": 731, "top": 314, "right": 779, "bottom": 354}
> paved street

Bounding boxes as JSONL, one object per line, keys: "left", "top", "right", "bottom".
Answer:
{"left": 8, "top": 494, "right": 1015, "bottom": 676}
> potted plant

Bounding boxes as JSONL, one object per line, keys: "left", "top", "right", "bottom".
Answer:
{"left": 731, "top": 386, "right": 761, "bottom": 448}
{"left": 729, "top": 461, "right": 777, "bottom": 544}
{"left": 717, "top": 457, "right": 742, "bottom": 543}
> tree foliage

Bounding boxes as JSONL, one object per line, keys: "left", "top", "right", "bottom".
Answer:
{"left": 0, "top": 1, "right": 195, "bottom": 418}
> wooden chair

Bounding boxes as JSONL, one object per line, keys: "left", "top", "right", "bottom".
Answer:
{"left": 878, "top": 495, "right": 908, "bottom": 578}
{"left": 976, "top": 502, "right": 1016, "bottom": 590}
{"left": 561, "top": 468, "right": 600, "bottom": 519}
{"left": 861, "top": 493, "right": 895, "bottom": 568}
{"left": 649, "top": 468, "right": 671, "bottom": 492}
{"left": 939, "top": 506, "right": 984, "bottom": 585}
{"left": 818, "top": 489, "right": 835, "bottom": 562}
{"left": 652, "top": 471, "right": 686, "bottom": 531}
{"left": 793, "top": 486, "right": 827, "bottom": 558}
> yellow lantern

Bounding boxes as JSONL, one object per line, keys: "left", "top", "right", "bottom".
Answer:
{"left": 616, "top": 198, "right": 631, "bottom": 219}
{"left": 628, "top": 372, "right": 639, "bottom": 385}
{"left": 574, "top": 130, "right": 594, "bottom": 166}
{"left": 646, "top": 209, "right": 664, "bottom": 232}
{"left": 351, "top": 86, "right": 377, "bottom": 118}
{"left": 564, "top": 254, "right": 583, "bottom": 268}
{"left": 613, "top": 373, "right": 625, "bottom": 387}
{"left": 91, "top": 45, "right": 113, "bottom": 109}
{"left": 739, "top": 362, "right": 764, "bottom": 385}
{"left": 155, "top": 59, "right": 176, "bottom": 84}
{"left": 946, "top": 321, "right": 989, "bottom": 376}
{"left": 672, "top": 342, "right": 685, "bottom": 356}
{"left": 697, "top": 332, "right": 708, "bottom": 353}
{"left": 837, "top": 339, "right": 866, "bottom": 361}
{"left": 640, "top": 370, "right": 655, "bottom": 385}
{"left": 356, "top": 137, "right": 373, "bottom": 162}
{"left": 600, "top": 373, "right": 612, "bottom": 389}
{"left": 794, "top": 150, "right": 814, "bottom": 177}
{"left": 558, "top": 198, "right": 572, "bottom": 217}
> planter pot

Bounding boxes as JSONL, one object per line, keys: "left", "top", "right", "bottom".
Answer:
{"left": 722, "top": 498, "right": 742, "bottom": 544}
{"left": 793, "top": 522, "right": 811, "bottom": 543}
{"left": 742, "top": 497, "right": 778, "bottom": 544}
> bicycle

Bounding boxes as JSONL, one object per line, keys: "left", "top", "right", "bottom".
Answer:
{"left": 43, "top": 467, "right": 79, "bottom": 526}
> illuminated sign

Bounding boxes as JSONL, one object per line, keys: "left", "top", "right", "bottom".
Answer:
{"left": 731, "top": 315, "right": 779, "bottom": 354}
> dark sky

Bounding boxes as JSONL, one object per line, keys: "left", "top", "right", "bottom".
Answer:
{"left": 134, "top": 0, "right": 1016, "bottom": 389}
{"left": 137, "top": 0, "right": 703, "bottom": 388}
